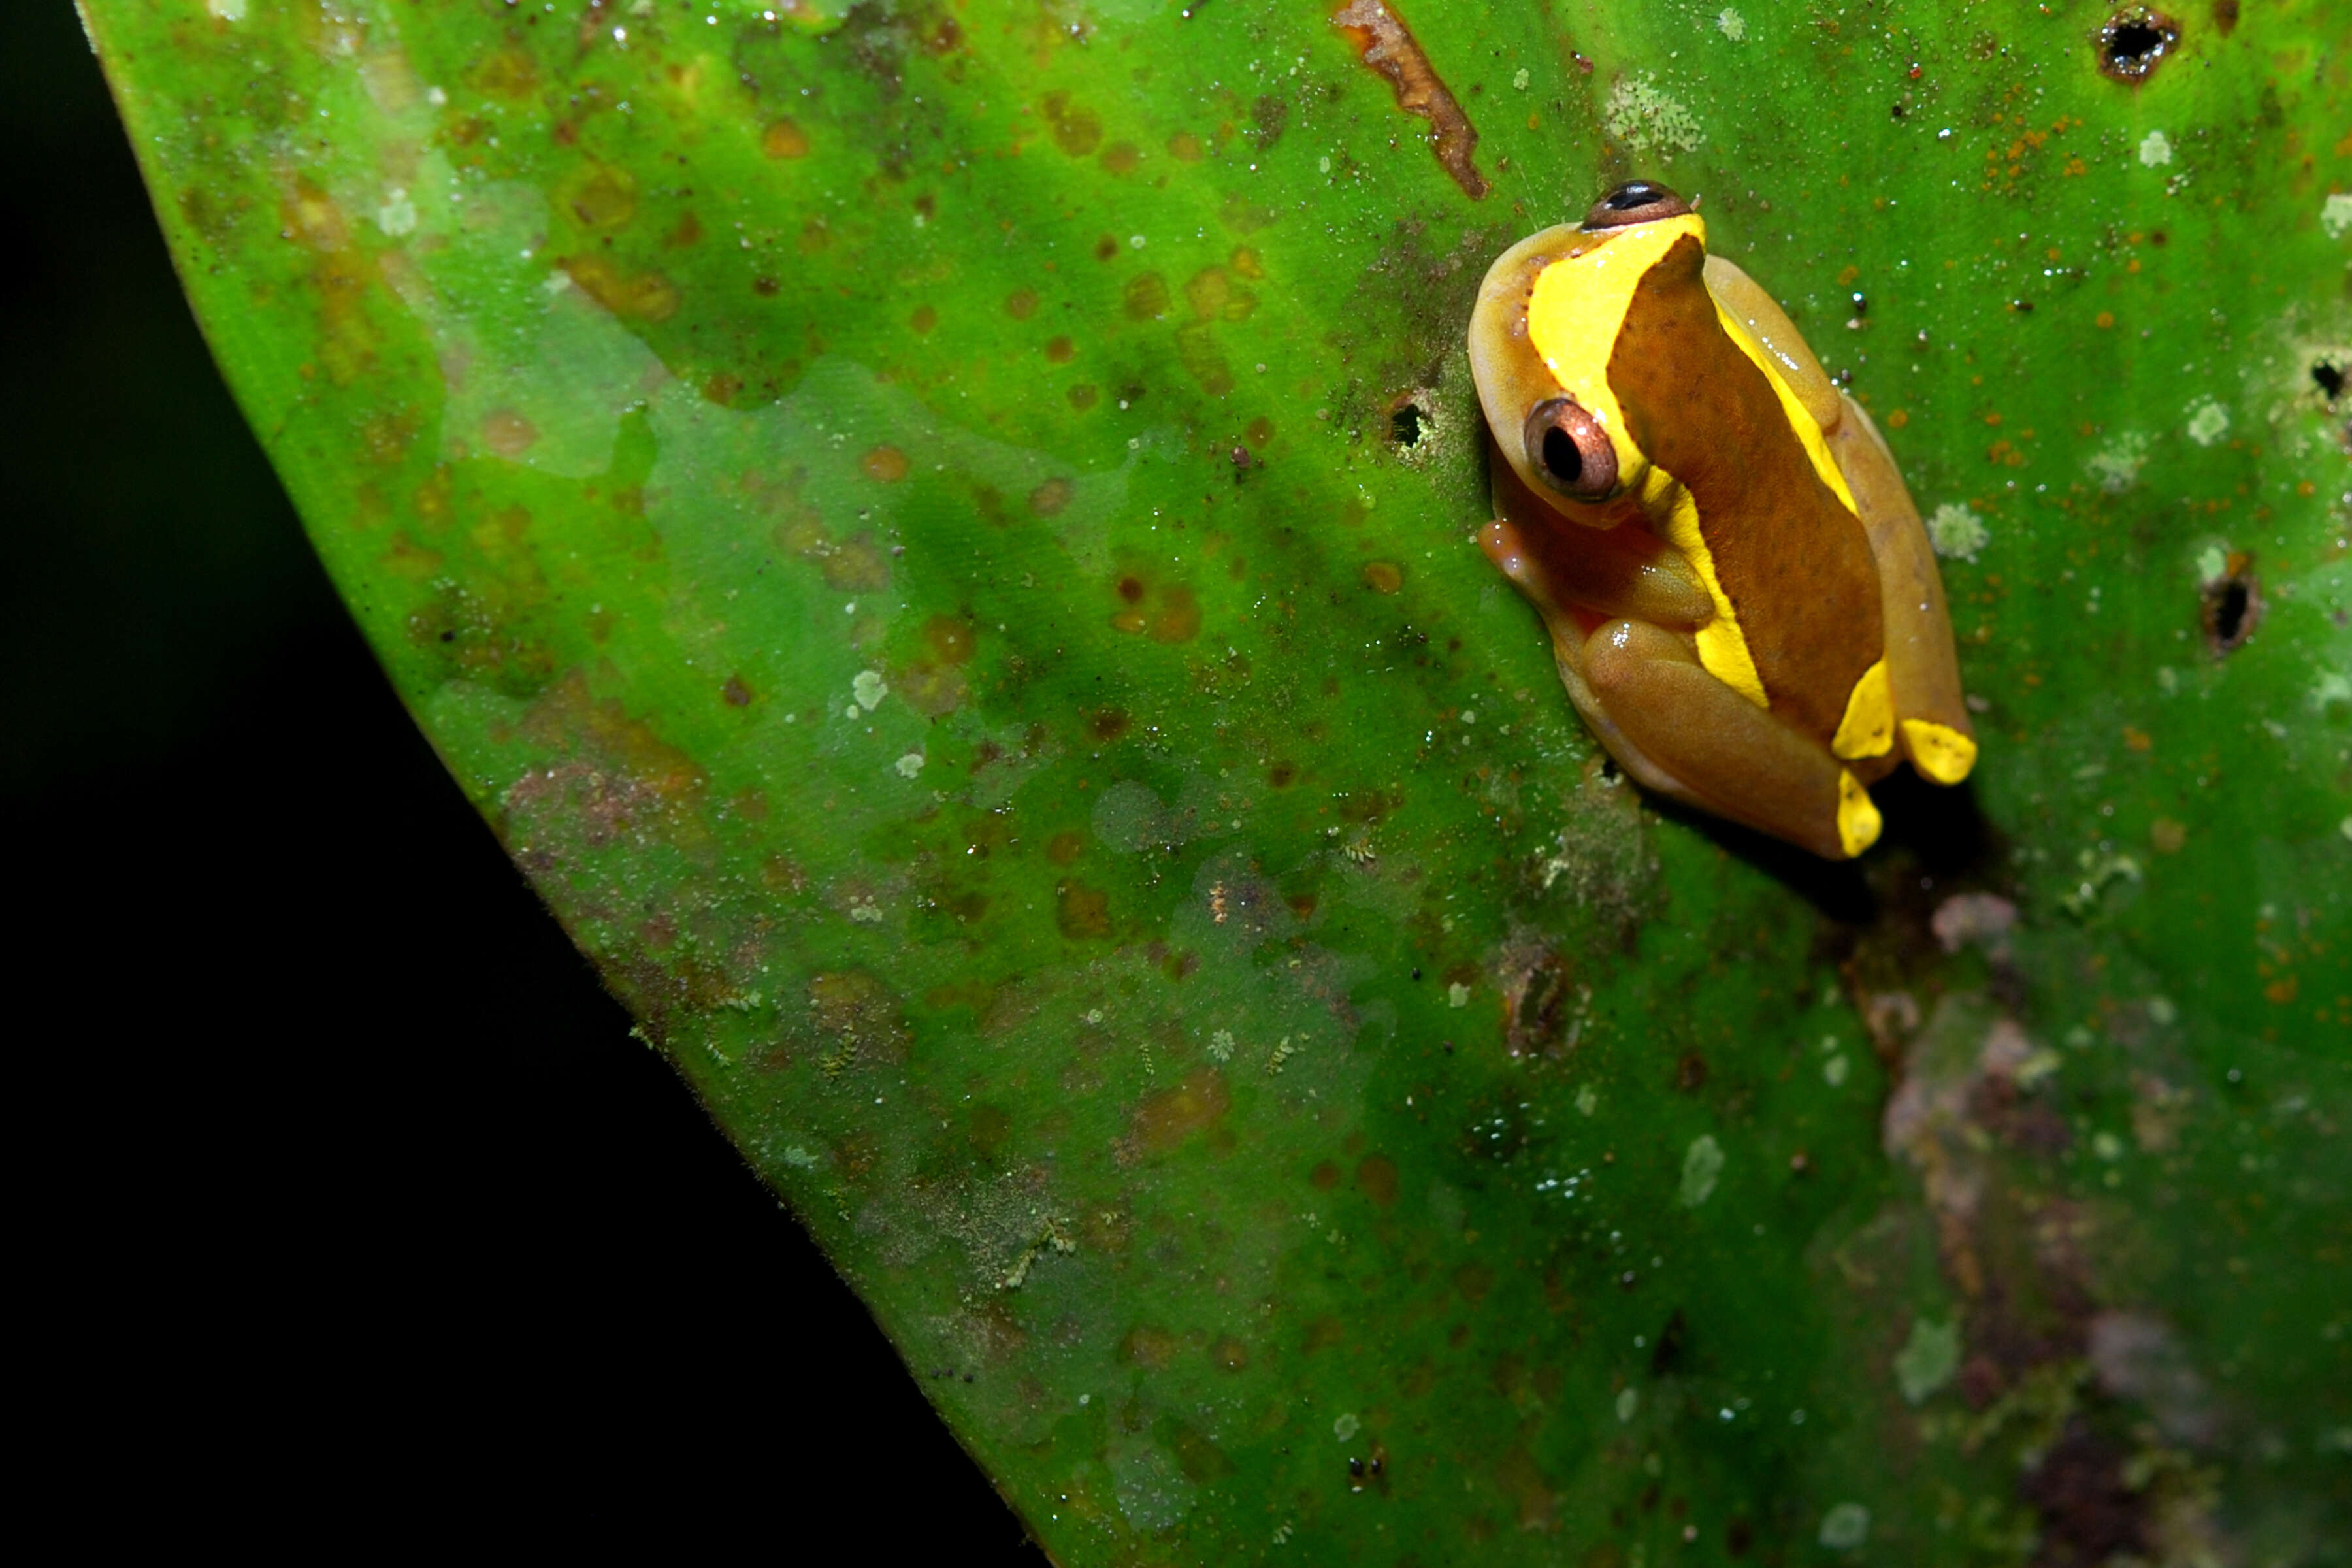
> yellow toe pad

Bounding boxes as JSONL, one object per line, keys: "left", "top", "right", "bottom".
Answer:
{"left": 1901, "top": 719, "right": 1978, "bottom": 785}
{"left": 1835, "top": 770, "right": 1882, "bottom": 858}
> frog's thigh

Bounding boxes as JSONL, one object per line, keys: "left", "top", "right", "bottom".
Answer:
{"left": 1582, "top": 618, "right": 1879, "bottom": 860}
{"left": 1828, "top": 395, "right": 1978, "bottom": 785}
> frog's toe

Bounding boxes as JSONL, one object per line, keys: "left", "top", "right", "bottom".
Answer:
{"left": 1899, "top": 717, "right": 1978, "bottom": 785}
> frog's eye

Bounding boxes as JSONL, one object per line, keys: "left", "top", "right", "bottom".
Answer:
{"left": 1580, "top": 180, "right": 1691, "bottom": 231}
{"left": 1522, "top": 397, "right": 1620, "bottom": 499}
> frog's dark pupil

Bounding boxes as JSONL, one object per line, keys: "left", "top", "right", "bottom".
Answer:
{"left": 1542, "top": 427, "right": 1582, "bottom": 483}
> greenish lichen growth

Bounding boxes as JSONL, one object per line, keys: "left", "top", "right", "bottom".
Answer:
{"left": 1604, "top": 72, "right": 1706, "bottom": 155}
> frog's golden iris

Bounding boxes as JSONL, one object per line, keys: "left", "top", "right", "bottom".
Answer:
{"left": 1467, "top": 181, "right": 1976, "bottom": 860}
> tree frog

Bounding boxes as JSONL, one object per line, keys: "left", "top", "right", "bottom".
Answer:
{"left": 1465, "top": 181, "right": 1977, "bottom": 859}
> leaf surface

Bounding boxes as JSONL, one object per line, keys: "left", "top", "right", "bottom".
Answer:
{"left": 91, "top": 0, "right": 2350, "bottom": 1559}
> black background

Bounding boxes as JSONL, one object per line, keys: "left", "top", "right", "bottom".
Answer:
{"left": 8, "top": 5, "right": 1041, "bottom": 1549}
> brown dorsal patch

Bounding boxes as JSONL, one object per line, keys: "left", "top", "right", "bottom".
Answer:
{"left": 1607, "top": 234, "right": 1882, "bottom": 744}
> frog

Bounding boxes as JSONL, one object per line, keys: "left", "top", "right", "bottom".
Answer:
{"left": 1465, "top": 180, "right": 1977, "bottom": 860}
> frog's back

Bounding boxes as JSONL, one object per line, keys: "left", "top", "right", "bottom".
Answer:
{"left": 1607, "top": 233, "right": 1884, "bottom": 745}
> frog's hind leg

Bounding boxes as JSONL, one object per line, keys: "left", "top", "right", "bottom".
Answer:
{"left": 1826, "top": 395, "right": 1979, "bottom": 786}
{"left": 1575, "top": 618, "right": 1880, "bottom": 860}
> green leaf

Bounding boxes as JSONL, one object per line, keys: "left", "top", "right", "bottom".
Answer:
{"left": 93, "top": 0, "right": 2349, "bottom": 1560}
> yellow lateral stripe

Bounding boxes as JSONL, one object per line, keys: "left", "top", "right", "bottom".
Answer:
{"left": 1644, "top": 469, "right": 1769, "bottom": 710}
{"left": 1526, "top": 214, "right": 1707, "bottom": 486}
{"left": 1901, "top": 719, "right": 1979, "bottom": 785}
{"left": 1832, "top": 659, "right": 1895, "bottom": 760}
{"left": 1712, "top": 301, "right": 1859, "bottom": 517}
{"left": 1835, "top": 771, "right": 1882, "bottom": 858}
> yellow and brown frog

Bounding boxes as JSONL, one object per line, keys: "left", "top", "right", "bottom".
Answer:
{"left": 1467, "top": 180, "right": 1976, "bottom": 859}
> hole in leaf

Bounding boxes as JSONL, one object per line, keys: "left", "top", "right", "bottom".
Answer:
{"left": 2096, "top": 8, "right": 2180, "bottom": 82}
{"left": 1389, "top": 401, "right": 1426, "bottom": 447}
{"left": 2313, "top": 358, "right": 2345, "bottom": 403}
{"left": 2200, "top": 556, "right": 2261, "bottom": 655}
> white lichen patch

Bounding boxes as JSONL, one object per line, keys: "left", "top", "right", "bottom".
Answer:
{"left": 1823, "top": 1054, "right": 1850, "bottom": 1087}
{"left": 2195, "top": 543, "right": 2229, "bottom": 583}
{"left": 2310, "top": 668, "right": 2351, "bottom": 713}
{"left": 1895, "top": 1317, "right": 1961, "bottom": 1403}
{"left": 1819, "top": 1503, "right": 1871, "bottom": 1550}
{"left": 1447, "top": 981, "right": 1471, "bottom": 1008}
{"left": 851, "top": 668, "right": 888, "bottom": 711}
{"left": 1511, "top": 67, "right": 1530, "bottom": 90}
{"left": 1716, "top": 8, "right": 1746, "bottom": 41}
{"left": 2322, "top": 193, "right": 2352, "bottom": 240}
{"left": 1331, "top": 1413, "right": 1360, "bottom": 1441}
{"left": 206, "top": 0, "right": 247, "bottom": 19}
{"left": 2184, "top": 398, "right": 2231, "bottom": 446}
{"left": 1605, "top": 73, "right": 1706, "bottom": 156}
{"left": 1575, "top": 1083, "right": 1599, "bottom": 1117}
{"left": 2087, "top": 430, "right": 2151, "bottom": 493}
{"left": 2137, "top": 130, "right": 2173, "bottom": 167}
{"left": 375, "top": 187, "right": 417, "bottom": 237}
{"left": 1926, "top": 502, "right": 1989, "bottom": 563}
{"left": 893, "top": 751, "right": 925, "bottom": 778}
{"left": 1678, "top": 1134, "right": 1723, "bottom": 1206}
{"left": 1616, "top": 1387, "right": 1641, "bottom": 1422}
{"left": 1207, "top": 1028, "right": 1236, "bottom": 1063}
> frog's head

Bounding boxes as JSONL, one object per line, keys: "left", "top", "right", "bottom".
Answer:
{"left": 1466, "top": 180, "right": 1707, "bottom": 523}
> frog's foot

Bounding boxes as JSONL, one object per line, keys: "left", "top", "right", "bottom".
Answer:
{"left": 1825, "top": 396, "right": 1979, "bottom": 787}
{"left": 1478, "top": 500, "right": 1712, "bottom": 634}
{"left": 1576, "top": 618, "right": 1878, "bottom": 860}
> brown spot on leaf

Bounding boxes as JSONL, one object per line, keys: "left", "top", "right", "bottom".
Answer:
{"left": 862, "top": 446, "right": 911, "bottom": 483}
{"left": 1330, "top": 0, "right": 1489, "bottom": 199}
{"left": 1455, "top": 1260, "right": 1495, "bottom": 1303}
{"left": 1211, "top": 1335, "right": 1249, "bottom": 1371}
{"left": 1045, "top": 335, "right": 1075, "bottom": 363}
{"left": 1123, "top": 272, "right": 1170, "bottom": 320}
{"left": 1151, "top": 585, "right": 1201, "bottom": 642}
{"left": 1126, "top": 1069, "right": 1231, "bottom": 1155}
{"left": 924, "top": 615, "right": 978, "bottom": 664}
{"left": 564, "top": 163, "right": 638, "bottom": 228}
{"left": 807, "top": 971, "right": 911, "bottom": 1066}
{"left": 1029, "top": 477, "right": 1075, "bottom": 515}
{"left": 1039, "top": 91, "right": 1102, "bottom": 157}
{"left": 482, "top": 408, "right": 540, "bottom": 457}
{"left": 1004, "top": 287, "right": 1039, "bottom": 319}
{"left": 1056, "top": 881, "right": 1113, "bottom": 939}
{"left": 762, "top": 118, "right": 811, "bottom": 158}
{"left": 1122, "top": 1324, "right": 1179, "bottom": 1369}
{"left": 559, "top": 253, "right": 679, "bottom": 321}
{"left": 1354, "top": 1155, "right": 1399, "bottom": 1207}
{"left": 721, "top": 674, "right": 753, "bottom": 707}
{"left": 1362, "top": 561, "right": 1403, "bottom": 594}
